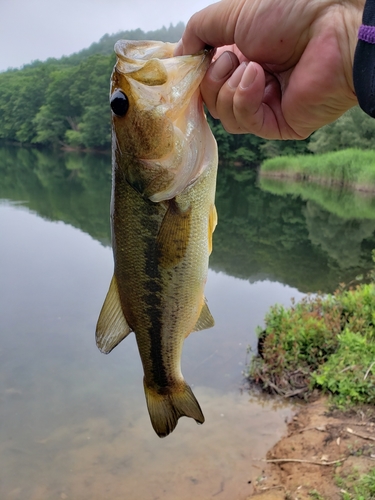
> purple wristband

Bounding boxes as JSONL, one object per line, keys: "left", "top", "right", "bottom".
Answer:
{"left": 358, "top": 24, "right": 375, "bottom": 44}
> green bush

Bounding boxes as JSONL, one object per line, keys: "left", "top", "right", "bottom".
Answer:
{"left": 313, "top": 328, "right": 375, "bottom": 405}
{"left": 248, "top": 255, "right": 375, "bottom": 405}
{"left": 250, "top": 294, "right": 342, "bottom": 396}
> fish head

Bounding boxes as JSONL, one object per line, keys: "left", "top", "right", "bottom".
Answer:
{"left": 110, "top": 40, "right": 215, "bottom": 201}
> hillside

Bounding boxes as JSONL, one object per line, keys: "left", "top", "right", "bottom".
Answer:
{"left": 2, "top": 21, "right": 375, "bottom": 162}
{"left": 0, "top": 24, "right": 185, "bottom": 150}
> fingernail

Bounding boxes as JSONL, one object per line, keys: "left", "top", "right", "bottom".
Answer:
{"left": 211, "top": 52, "right": 235, "bottom": 81}
{"left": 240, "top": 62, "right": 257, "bottom": 89}
{"left": 174, "top": 39, "right": 183, "bottom": 56}
{"left": 228, "top": 62, "right": 247, "bottom": 89}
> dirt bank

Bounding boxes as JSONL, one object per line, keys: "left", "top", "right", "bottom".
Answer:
{"left": 249, "top": 397, "right": 375, "bottom": 499}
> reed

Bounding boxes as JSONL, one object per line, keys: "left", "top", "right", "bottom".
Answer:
{"left": 260, "top": 148, "right": 375, "bottom": 192}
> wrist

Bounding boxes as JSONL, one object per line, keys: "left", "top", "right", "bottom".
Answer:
{"left": 346, "top": 0, "right": 366, "bottom": 57}
{"left": 343, "top": 0, "right": 366, "bottom": 97}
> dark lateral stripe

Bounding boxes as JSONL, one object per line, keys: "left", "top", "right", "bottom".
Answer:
{"left": 141, "top": 212, "right": 169, "bottom": 389}
{"left": 145, "top": 303, "right": 168, "bottom": 388}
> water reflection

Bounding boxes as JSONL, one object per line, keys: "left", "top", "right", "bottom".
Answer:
{"left": 2, "top": 145, "right": 375, "bottom": 293}
{"left": 2, "top": 146, "right": 375, "bottom": 499}
{"left": 259, "top": 175, "right": 375, "bottom": 220}
{"left": 0, "top": 146, "right": 112, "bottom": 244}
{"left": 260, "top": 176, "right": 375, "bottom": 276}
{"left": 0, "top": 202, "right": 294, "bottom": 499}
{"left": 212, "top": 166, "right": 375, "bottom": 292}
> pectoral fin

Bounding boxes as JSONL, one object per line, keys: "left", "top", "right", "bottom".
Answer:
{"left": 96, "top": 275, "right": 132, "bottom": 354}
{"left": 156, "top": 199, "right": 192, "bottom": 268}
{"left": 193, "top": 299, "right": 215, "bottom": 331}
{"left": 208, "top": 204, "right": 217, "bottom": 255}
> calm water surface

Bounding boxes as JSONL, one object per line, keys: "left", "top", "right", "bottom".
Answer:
{"left": 1, "top": 146, "right": 375, "bottom": 499}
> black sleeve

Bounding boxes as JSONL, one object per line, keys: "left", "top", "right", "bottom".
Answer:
{"left": 353, "top": 0, "right": 375, "bottom": 117}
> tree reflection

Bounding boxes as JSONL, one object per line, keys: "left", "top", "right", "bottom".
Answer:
{"left": 1, "top": 146, "right": 374, "bottom": 293}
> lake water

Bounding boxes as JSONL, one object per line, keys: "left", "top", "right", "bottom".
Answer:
{"left": 1, "top": 146, "right": 375, "bottom": 500}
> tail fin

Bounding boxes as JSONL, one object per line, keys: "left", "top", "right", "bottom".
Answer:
{"left": 143, "top": 380, "right": 205, "bottom": 438}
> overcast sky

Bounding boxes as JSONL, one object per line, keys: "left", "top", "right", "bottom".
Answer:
{"left": 0, "top": 0, "right": 214, "bottom": 72}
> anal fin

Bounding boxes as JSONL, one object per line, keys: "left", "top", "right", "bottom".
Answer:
{"left": 96, "top": 275, "right": 132, "bottom": 354}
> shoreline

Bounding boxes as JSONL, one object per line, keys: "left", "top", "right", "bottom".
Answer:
{"left": 259, "top": 170, "right": 375, "bottom": 195}
{"left": 250, "top": 396, "right": 375, "bottom": 499}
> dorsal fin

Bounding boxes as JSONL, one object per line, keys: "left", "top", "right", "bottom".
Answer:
{"left": 208, "top": 203, "right": 218, "bottom": 255}
{"left": 96, "top": 275, "right": 132, "bottom": 354}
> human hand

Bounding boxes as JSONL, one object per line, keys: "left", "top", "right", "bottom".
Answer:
{"left": 175, "top": 0, "right": 364, "bottom": 139}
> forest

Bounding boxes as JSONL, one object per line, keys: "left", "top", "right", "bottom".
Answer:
{"left": 2, "top": 23, "right": 375, "bottom": 162}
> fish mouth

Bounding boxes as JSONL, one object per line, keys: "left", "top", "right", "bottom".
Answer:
{"left": 115, "top": 40, "right": 177, "bottom": 62}
{"left": 114, "top": 39, "right": 214, "bottom": 62}
{"left": 114, "top": 40, "right": 214, "bottom": 81}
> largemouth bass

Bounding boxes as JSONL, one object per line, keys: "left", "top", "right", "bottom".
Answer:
{"left": 96, "top": 40, "right": 218, "bottom": 438}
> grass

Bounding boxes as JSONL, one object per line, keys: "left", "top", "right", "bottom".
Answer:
{"left": 304, "top": 465, "right": 375, "bottom": 499}
{"left": 260, "top": 148, "right": 375, "bottom": 191}
{"left": 247, "top": 251, "right": 375, "bottom": 405}
{"left": 308, "top": 491, "right": 326, "bottom": 500}
{"left": 336, "top": 468, "right": 375, "bottom": 499}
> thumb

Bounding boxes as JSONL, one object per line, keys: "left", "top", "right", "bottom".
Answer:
{"left": 175, "top": 0, "right": 244, "bottom": 55}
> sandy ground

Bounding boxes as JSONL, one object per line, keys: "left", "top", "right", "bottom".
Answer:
{"left": 248, "top": 397, "right": 375, "bottom": 500}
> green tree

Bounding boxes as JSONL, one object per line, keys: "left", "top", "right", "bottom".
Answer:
{"left": 260, "top": 137, "right": 310, "bottom": 158}
{"left": 0, "top": 65, "right": 53, "bottom": 143}
{"left": 32, "top": 54, "right": 114, "bottom": 148}
{"left": 66, "top": 54, "right": 114, "bottom": 148}
{"left": 208, "top": 114, "right": 311, "bottom": 165}
{"left": 0, "top": 25, "right": 182, "bottom": 150}
{"left": 33, "top": 67, "right": 79, "bottom": 146}
{"left": 309, "top": 106, "right": 375, "bottom": 153}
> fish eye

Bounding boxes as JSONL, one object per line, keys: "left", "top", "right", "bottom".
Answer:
{"left": 110, "top": 89, "right": 129, "bottom": 117}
